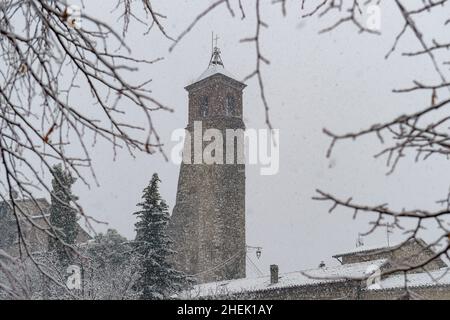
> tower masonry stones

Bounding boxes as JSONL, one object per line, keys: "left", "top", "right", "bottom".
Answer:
{"left": 169, "top": 46, "right": 247, "bottom": 284}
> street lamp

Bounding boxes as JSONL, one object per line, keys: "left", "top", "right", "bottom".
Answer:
{"left": 256, "top": 248, "right": 262, "bottom": 259}
{"left": 247, "top": 245, "right": 263, "bottom": 259}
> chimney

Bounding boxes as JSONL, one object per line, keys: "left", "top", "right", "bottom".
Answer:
{"left": 270, "top": 264, "right": 279, "bottom": 284}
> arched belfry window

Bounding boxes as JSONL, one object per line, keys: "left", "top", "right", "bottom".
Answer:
{"left": 226, "top": 95, "right": 236, "bottom": 116}
{"left": 200, "top": 96, "right": 209, "bottom": 117}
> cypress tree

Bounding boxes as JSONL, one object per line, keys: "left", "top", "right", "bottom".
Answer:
{"left": 48, "top": 164, "right": 79, "bottom": 266}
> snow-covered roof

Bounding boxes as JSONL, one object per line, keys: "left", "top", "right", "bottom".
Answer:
{"left": 196, "top": 63, "right": 237, "bottom": 83}
{"left": 371, "top": 268, "right": 450, "bottom": 291}
{"left": 333, "top": 239, "right": 430, "bottom": 258}
{"left": 333, "top": 244, "right": 394, "bottom": 257}
{"left": 31, "top": 213, "right": 50, "bottom": 219}
{"left": 179, "top": 259, "right": 387, "bottom": 298}
{"left": 189, "top": 46, "right": 241, "bottom": 85}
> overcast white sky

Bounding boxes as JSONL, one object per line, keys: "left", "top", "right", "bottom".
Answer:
{"left": 59, "top": 0, "right": 450, "bottom": 277}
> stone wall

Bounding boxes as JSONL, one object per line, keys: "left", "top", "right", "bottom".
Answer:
{"left": 203, "top": 281, "right": 363, "bottom": 300}
{"left": 202, "top": 281, "right": 450, "bottom": 300}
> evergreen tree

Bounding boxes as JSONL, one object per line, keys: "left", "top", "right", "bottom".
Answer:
{"left": 133, "top": 173, "right": 190, "bottom": 300}
{"left": 48, "top": 164, "right": 79, "bottom": 265}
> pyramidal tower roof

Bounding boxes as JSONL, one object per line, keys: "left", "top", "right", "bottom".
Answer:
{"left": 195, "top": 46, "right": 239, "bottom": 83}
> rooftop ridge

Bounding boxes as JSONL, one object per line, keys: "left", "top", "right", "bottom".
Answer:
{"left": 332, "top": 238, "right": 428, "bottom": 258}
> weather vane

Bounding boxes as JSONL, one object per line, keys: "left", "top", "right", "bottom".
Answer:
{"left": 356, "top": 233, "right": 364, "bottom": 248}
{"left": 214, "top": 34, "right": 220, "bottom": 48}
{"left": 211, "top": 32, "right": 220, "bottom": 51}
{"left": 379, "top": 222, "right": 394, "bottom": 246}
{"left": 209, "top": 32, "right": 224, "bottom": 66}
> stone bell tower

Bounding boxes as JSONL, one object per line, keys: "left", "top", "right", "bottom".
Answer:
{"left": 169, "top": 46, "right": 246, "bottom": 284}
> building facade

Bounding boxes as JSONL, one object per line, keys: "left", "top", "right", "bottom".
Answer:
{"left": 169, "top": 47, "right": 247, "bottom": 283}
{"left": 0, "top": 198, "right": 91, "bottom": 256}
{"left": 180, "top": 239, "right": 450, "bottom": 300}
